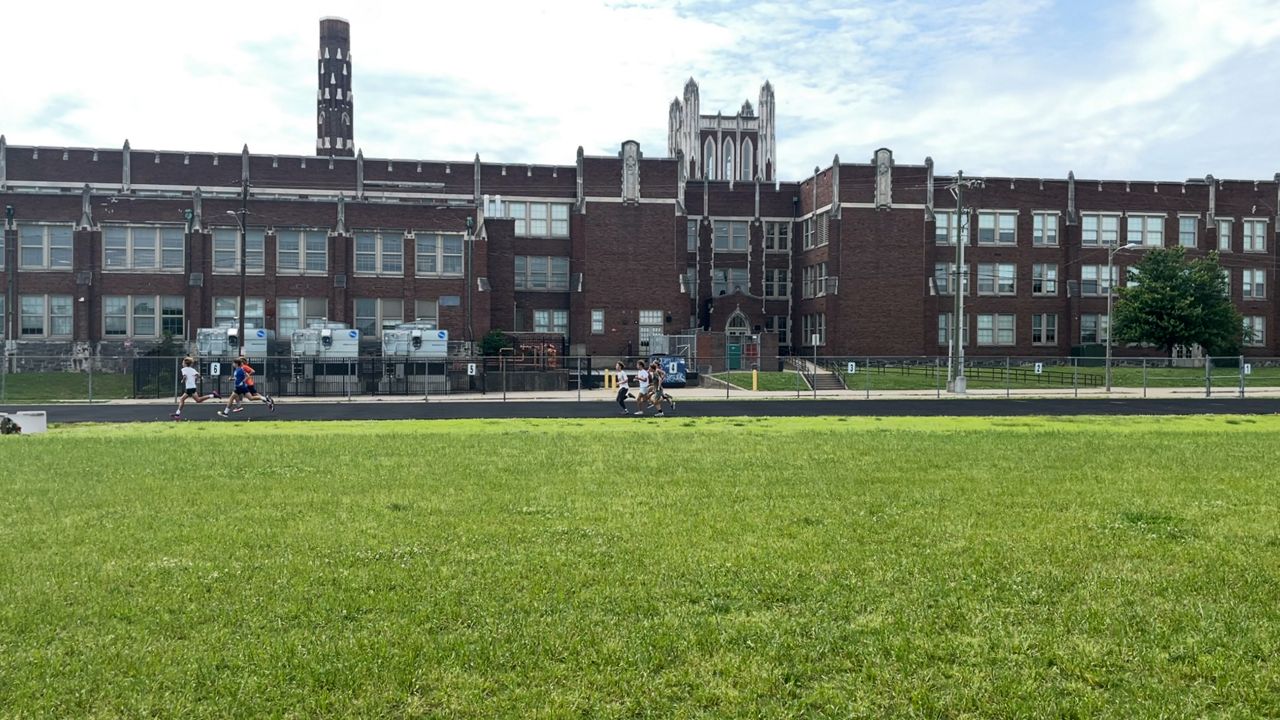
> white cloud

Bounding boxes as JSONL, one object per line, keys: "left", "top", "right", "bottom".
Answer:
{"left": 1, "top": 0, "right": 1278, "bottom": 181}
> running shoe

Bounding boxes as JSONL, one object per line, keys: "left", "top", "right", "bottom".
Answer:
{"left": 267, "top": 397, "right": 275, "bottom": 412}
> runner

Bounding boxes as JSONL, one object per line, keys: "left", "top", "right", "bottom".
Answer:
{"left": 649, "top": 360, "right": 676, "bottom": 416}
{"left": 632, "top": 360, "right": 650, "bottom": 415}
{"left": 218, "top": 357, "right": 273, "bottom": 417}
{"left": 172, "top": 357, "right": 219, "bottom": 420}
{"left": 237, "top": 357, "right": 275, "bottom": 412}
{"left": 613, "top": 361, "right": 631, "bottom": 414}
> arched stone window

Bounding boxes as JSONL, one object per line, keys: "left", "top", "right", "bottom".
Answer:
{"left": 723, "top": 139, "right": 734, "bottom": 181}
{"left": 726, "top": 311, "right": 749, "bottom": 336}
{"left": 741, "top": 139, "right": 754, "bottom": 182}
{"left": 703, "top": 138, "right": 716, "bottom": 180}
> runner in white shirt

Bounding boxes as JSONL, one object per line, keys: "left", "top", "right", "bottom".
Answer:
{"left": 172, "top": 356, "right": 220, "bottom": 420}
{"left": 633, "top": 359, "right": 651, "bottom": 415}
{"left": 613, "top": 361, "right": 632, "bottom": 414}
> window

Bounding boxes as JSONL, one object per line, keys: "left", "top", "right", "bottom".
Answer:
{"left": 354, "top": 298, "right": 404, "bottom": 337}
{"left": 1082, "top": 214, "right": 1120, "bottom": 247}
{"left": 741, "top": 139, "right": 753, "bottom": 182}
{"left": 1178, "top": 216, "right": 1198, "bottom": 248}
{"left": 687, "top": 219, "right": 699, "bottom": 251}
{"left": 504, "top": 201, "right": 571, "bottom": 237}
{"left": 103, "top": 225, "right": 185, "bottom": 272}
{"left": 976, "top": 314, "right": 1015, "bottom": 346}
{"left": 591, "top": 309, "right": 604, "bottom": 334}
{"left": 765, "top": 315, "right": 789, "bottom": 345}
{"left": 414, "top": 299, "right": 439, "bottom": 325}
{"left": 1243, "top": 269, "right": 1266, "bottom": 299}
{"left": 937, "top": 313, "right": 969, "bottom": 346}
{"left": 0, "top": 297, "right": 4, "bottom": 337}
{"left": 212, "top": 228, "right": 265, "bottom": 274}
{"left": 18, "top": 224, "right": 73, "bottom": 270}
{"left": 1244, "top": 316, "right": 1265, "bottom": 347}
{"left": 1217, "top": 219, "right": 1232, "bottom": 251}
{"left": 1032, "top": 264, "right": 1058, "bottom": 295}
{"left": 1127, "top": 214, "right": 1165, "bottom": 247}
{"left": 703, "top": 139, "right": 716, "bottom": 180}
{"left": 1244, "top": 219, "right": 1267, "bottom": 253}
{"left": 515, "top": 256, "right": 570, "bottom": 290}
{"left": 533, "top": 309, "right": 569, "bottom": 334}
{"left": 764, "top": 269, "right": 790, "bottom": 298}
{"left": 934, "top": 211, "right": 959, "bottom": 244}
{"left": 277, "top": 230, "right": 328, "bottom": 274}
{"left": 764, "top": 222, "right": 790, "bottom": 251}
{"left": 1221, "top": 269, "right": 1231, "bottom": 298}
{"left": 1080, "top": 314, "right": 1109, "bottom": 344}
{"left": 102, "top": 295, "right": 184, "bottom": 337}
{"left": 19, "top": 295, "right": 73, "bottom": 337}
{"left": 933, "top": 263, "right": 968, "bottom": 295}
{"left": 1033, "top": 213, "right": 1058, "bottom": 246}
{"left": 639, "top": 309, "right": 663, "bottom": 347}
{"left": 1081, "top": 265, "right": 1117, "bottom": 296}
{"left": 1126, "top": 266, "right": 1141, "bottom": 289}
{"left": 802, "top": 313, "right": 826, "bottom": 346}
{"left": 277, "top": 297, "right": 328, "bottom": 335}
{"left": 354, "top": 230, "right": 404, "bottom": 275}
{"left": 723, "top": 139, "right": 734, "bottom": 181}
{"left": 684, "top": 265, "right": 697, "bottom": 296}
{"left": 977, "top": 263, "right": 1016, "bottom": 296}
{"left": 713, "top": 267, "right": 748, "bottom": 295}
{"left": 978, "top": 211, "right": 1017, "bottom": 245}
{"left": 713, "top": 220, "right": 749, "bottom": 251}
{"left": 0, "top": 233, "right": 4, "bottom": 271}
{"left": 214, "top": 297, "right": 265, "bottom": 329}
{"left": 802, "top": 212, "right": 829, "bottom": 249}
{"left": 1031, "top": 314, "right": 1057, "bottom": 345}
{"left": 415, "top": 233, "right": 465, "bottom": 276}
{"left": 802, "top": 263, "right": 828, "bottom": 298}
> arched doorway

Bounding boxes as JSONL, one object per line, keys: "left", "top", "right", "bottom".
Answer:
{"left": 725, "top": 310, "right": 750, "bottom": 370}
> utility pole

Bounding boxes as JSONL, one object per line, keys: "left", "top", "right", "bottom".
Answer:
{"left": 948, "top": 171, "right": 983, "bottom": 393}
{"left": 236, "top": 178, "right": 249, "bottom": 353}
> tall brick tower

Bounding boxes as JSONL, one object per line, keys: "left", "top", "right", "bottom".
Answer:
{"left": 316, "top": 17, "right": 354, "bottom": 157}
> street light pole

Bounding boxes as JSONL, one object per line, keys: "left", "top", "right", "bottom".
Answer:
{"left": 464, "top": 214, "right": 475, "bottom": 352}
{"left": 1104, "top": 242, "right": 1144, "bottom": 392}
{"left": 237, "top": 178, "right": 249, "bottom": 352}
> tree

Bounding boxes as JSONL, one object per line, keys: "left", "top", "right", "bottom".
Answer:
{"left": 1112, "top": 247, "right": 1244, "bottom": 358}
{"left": 480, "top": 330, "right": 513, "bottom": 356}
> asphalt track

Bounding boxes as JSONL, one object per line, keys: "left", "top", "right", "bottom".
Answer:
{"left": 6, "top": 397, "right": 1278, "bottom": 423}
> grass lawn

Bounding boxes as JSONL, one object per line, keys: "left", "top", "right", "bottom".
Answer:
{"left": 718, "top": 371, "right": 811, "bottom": 391}
{"left": 0, "top": 371, "right": 133, "bottom": 402}
{"left": 3, "top": 417, "right": 1280, "bottom": 717}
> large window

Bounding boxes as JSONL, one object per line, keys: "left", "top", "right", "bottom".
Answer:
{"left": 533, "top": 309, "right": 569, "bottom": 334}
{"left": 802, "top": 313, "right": 826, "bottom": 346}
{"left": 515, "top": 256, "right": 570, "bottom": 290}
{"left": 277, "top": 297, "right": 328, "bottom": 335}
{"left": 1244, "top": 316, "right": 1266, "bottom": 347}
{"left": 933, "top": 262, "right": 968, "bottom": 295}
{"left": 1217, "top": 219, "right": 1233, "bottom": 251}
{"left": 414, "top": 299, "right": 439, "bottom": 325}
{"left": 687, "top": 219, "right": 699, "bottom": 251}
{"left": 1178, "top": 216, "right": 1198, "bottom": 248}
{"left": 1032, "top": 213, "right": 1058, "bottom": 246}
{"left": 214, "top": 297, "right": 265, "bottom": 329}
{"left": 1127, "top": 214, "right": 1165, "bottom": 247}
{"left": 977, "top": 211, "right": 1017, "bottom": 245}
{"left": 976, "top": 314, "right": 1015, "bottom": 346}
{"left": 684, "top": 265, "right": 697, "bottom": 296}
{"left": 415, "top": 233, "right": 464, "bottom": 276}
{"left": 103, "top": 295, "right": 183, "bottom": 337}
{"left": 713, "top": 220, "right": 749, "bottom": 251}
{"left": 212, "top": 228, "right": 265, "bottom": 274}
{"left": 1243, "top": 269, "right": 1266, "bottom": 299}
{"left": 1082, "top": 214, "right": 1120, "bottom": 247}
{"left": 764, "top": 221, "right": 790, "bottom": 251}
{"left": 277, "top": 230, "right": 328, "bottom": 274}
{"left": 1031, "top": 313, "right": 1057, "bottom": 345}
{"left": 354, "top": 230, "right": 404, "bottom": 275}
{"left": 802, "top": 212, "right": 829, "bottom": 249}
{"left": 1081, "top": 313, "right": 1109, "bottom": 344}
{"left": 713, "top": 267, "right": 748, "bottom": 296}
{"left": 20, "top": 295, "right": 73, "bottom": 337}
{"left": 638, "top": 309, "right": 663, "bottom": 347}
{"left": 103, "top": 225, "right": 184, "bottom": 272}
{"left": 1081, "top": 265, "right": 1117, "bottom": 296}
{"left": 591, "top": 309, "right": 604, "bottom": 334}
{"left": 505, "top": 201, "right": 571, "bottom": 238}
{"left": 764, "top": 268, "right": 790, "bottom": 298}
{"left": 1244, "top": 219, "right": 1267, "bottom": 253}
{"left": 354, "top": 298, "right": 404, "bottom": 337}
{"left": 934, "top": 211, "right": 960, "bottom": 245}
{"left": 765, "top": 315, "right": 788, "bottom": 345}
{"left": 937, "top": 313, "right": 969, "bottom": 346}
{"left": 802, "top": 263, "right": 828, "bottom": 298}
{"left": 19, "top": 224, "right": 73, "bottom": 270}
{"left": 977, "top": 263, "right": 1016, "bottom": 296}
{"left": 1032, "top": 263, "right": 1058, "bottom": 295}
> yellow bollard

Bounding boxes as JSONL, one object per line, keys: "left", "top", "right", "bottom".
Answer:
{"left": 752, "top": 369, "right": 759, "bottom": 391}
{"left": 605, "top": 372, "right": 614, "bottom": 390}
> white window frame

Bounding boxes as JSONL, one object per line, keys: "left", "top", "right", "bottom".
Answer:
{"left": 713, "top": 220, "right": 749, "bottom": 252}
{"left": 212, "top": 227, "right": 265, "bottom": 275}
{"left": 1244, "top": 316, "right": 1265, "bottom": 347}
{"left": 276, "top": 229, "right": 329, "bottom": 275}
{"left": 1032, "top": 263, "right": 1058, "bottom": 295}
{"left": 19, "top": 294, "right": 73, "bottom": 338}
{"left": 639, "top": 309, "right": 663, "bottom": 347}
{"left": 765, "top": 315, "right": 788, "bottom": 345}
{"left": 414, "top": 299, "right": 439, "bottom": 325}
{"left": 802, "top": 313, "right": 826, "bottom": 346}
{"left": 1032, "top": 212, "right": 1059, "bottom": 246}
{"left": 1243, "top": 269, "right": 1266, "bottom": 299}
{"left": 1217, "top": 218, "right": 1233, "bottom": 252}
{"left": 977, "top": 210, "right": 1017, "bottom": 246}
{"left": 1080, "top": 313, "right": 1110, "bottom": 344}
{"left": 687, "top": 219, "right": 699, "bottom": 251}
{"left": 764, "top": 268, "right": 790, "bottom": 298}
{"left": 713, "top": 267, "right": 748, "bottom": 296}
{"left": 1031, "top": 313, "right": 1057, "bottom": 345}
{"left": 1127, "top": 214, "right": 1165, "bottom": 247}
{"left": 934, "top": 211, "right": 960, "bottom": 245}
{"left": 103, "top": 224, "right": 185, "bottom": 272}
{"left": 977, "top": 263, "right": 1016, "bottom": 296}
{"left": 18, "top": 223, "right": 74, "bottom": 270}
{"left": 354, "top": 298, "right": 404, "bottom": 338}
{"left": 103, "top": 295, "right": 184, "bottom": 338}
{"left": 1081, "top": 265, "right": 1117, "bottom": 296}
{"left": 277, "top": 297, "right": 328, "bottom": 335}
{"left": 515, "top": 255, "right": 570, "bottom": 291}
{"left": 533, "top": 309, "right": 569, "bottom": 335}
{"left": 214, "top": 297, "right": 265, "bottom": 329}
{"left": 591, "top": 309, "right": 604, "bottom": 334}
{"left": 504, "top": 201, "right": 571, "bottom": 238}
{"left": 1177, "top": 215, "right": 1198, "bottom": 248}
{"left": 414, "top": 233, "right": 465, "bottom": 277}
{"left": 1243, "top": 218, "right": 1268, "bottom": 253}
{"left": 976, "top": 313, "right": 1015, "bottom": 346}
{"left": 764, "top": 221, "right": 790, "bottom": 251}
{"left": 354, "top": 230, "right": 405, "bottom": 276}
{"left": 1081, "top": 213, "right": 1121, "bottom": 247}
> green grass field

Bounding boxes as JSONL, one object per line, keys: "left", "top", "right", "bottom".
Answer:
{"left": 3, "top": 417, "right": 1280, "bottom": 717}
{"left": 719, "top": 371, "right": 811, "bottom": 391}
{"left": 0, "top": 371, "right": 133, "bottom": 402}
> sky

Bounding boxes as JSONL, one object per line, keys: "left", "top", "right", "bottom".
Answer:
{"left": 3, "top": 0, "right": 1279, "bottom": 181}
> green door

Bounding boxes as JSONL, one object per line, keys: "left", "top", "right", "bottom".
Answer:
{"left": 727, "top": 343, "right": 742, "bottom": 370}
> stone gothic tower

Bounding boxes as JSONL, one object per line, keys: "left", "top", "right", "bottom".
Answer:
{"left": 316, "top": 17, "right": 354, "bottom": 157}
{"left": 666, "top": 78, "right": 775, "bottom": 182}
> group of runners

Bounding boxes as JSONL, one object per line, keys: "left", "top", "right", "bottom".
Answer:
{"left": 173, "top": 356, "right": 275, "bottom": 420}
{"left": 613, "top": 359, "right": 676, "bottom": 417}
